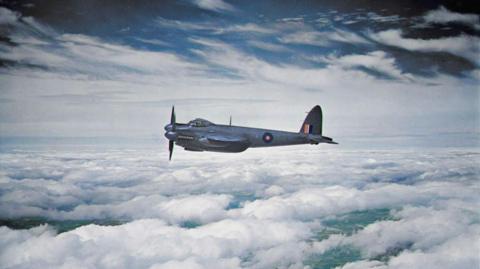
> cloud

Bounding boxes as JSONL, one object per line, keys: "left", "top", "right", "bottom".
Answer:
{"left": 366, "top": 12, "right": 403, "bottom": 23}
{"left": 216, "top": 23, "right": 276, "bottom": 35}
{"left": 279, "top": 28, "right": 370, "bottom": 47}
{"left": 328, "top": 205, "right": 480, "bottom": 269}
{"left": 321, "top": 51, "right": 413, "bottom": 81}
{"left": 369, "top": 29, "right": 480, "bottom": 65}
{"left": 247, "top": 40, "right": 290, "bottom": 52}
{"left": 0, "top": 17, "right": 204, "bottom": 80}
{"left": 0, "top": 7, "right": 19, "bottom": 25}
{"left": 191, "top": 0, "right": 235, "bottom": 12}
{"left": 134, "top": 38, "right": 170, "bottom": 47}
{"left": 0, "top": 148, "right": 479, "bottom": 268}
{"left": 155, "top": 17, "right": 215, "bottom": 31}
{"left": 423, "top": 6, "right": 480, "bottom": 30}
{"left": 155, "top": 17, "right": 274, "bottom": 35}
{"left": 189, "top": 37, "right": 382, "bottom": 89}
{"left": 0, "top": 218, "right": 310, "bottom": 269}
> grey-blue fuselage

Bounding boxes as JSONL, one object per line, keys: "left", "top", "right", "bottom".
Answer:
{"left": 164, "top": 122, "right": 320, "bottom": 153}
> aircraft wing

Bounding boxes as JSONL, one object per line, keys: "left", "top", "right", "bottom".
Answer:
{"left": 203, "top": 134, "right": 249, "bottom": 146}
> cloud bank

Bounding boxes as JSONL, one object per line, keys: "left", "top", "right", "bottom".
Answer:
{"left": 0, "top": 147, "right": 479, "bottom": 268}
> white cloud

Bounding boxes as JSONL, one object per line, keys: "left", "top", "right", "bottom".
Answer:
{"left": 135, "top": 38, "right": 170, "bottom": 47}
{"left": 216, "top": 23, "right": 276, "bottom": 35}
{"left": 192, "top": 0, "right": 235, "bottom": 12}
{"left": 423, "top": 6, "right": 480, "bottom": 30}
{"left": 155, "top": 17, "right": 216, "bottom": 31}
{"left": 334, "top": 205, "right": 480, "bottom": 269}
{"left": 279, "top": 28, "right": 370, "bottom": 47}
{"left": 0, "top": 7, "right": 19, "bottom": 25}
{"left": 322, "top": 51, "right": 413, "bottom": 81}
{"left": 0, "top": 148, "right": 479, "bottom": 268}
{"left": 0, "top": 218, "right": 310, "bottom": 269}
{"left": 155, "top": 17, "right": 274, "bottom": 35}
{"left": 366, "top": 12, "right": 403, "bottom": 23}
{"left": 247, "top": 40, "right": 290, "bottom": 52}
{"left": 369, "top": 29, "right": 480, "bottom": 65}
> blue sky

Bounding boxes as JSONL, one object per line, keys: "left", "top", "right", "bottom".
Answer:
{"left": 0, "top": 0, "right": 479, "bottom": 148}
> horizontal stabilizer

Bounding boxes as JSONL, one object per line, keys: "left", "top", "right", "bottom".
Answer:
{"left": 308, "top": 135, "right": 338, "bottom": 144}
{"left": 320, "top": 136, "right": 338, "bottom": 144}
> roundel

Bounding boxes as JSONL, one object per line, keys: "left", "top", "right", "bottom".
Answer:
{"left": 262, "top": 132, "right": 274, "bottom": 143}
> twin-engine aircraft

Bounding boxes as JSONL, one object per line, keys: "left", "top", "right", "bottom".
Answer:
{"left": 164, "top": 105, "right": 337, "bottom": 160}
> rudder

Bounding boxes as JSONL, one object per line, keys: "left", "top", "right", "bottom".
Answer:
{"left": 300, "top": 105, "right": 322, "bottom": 135}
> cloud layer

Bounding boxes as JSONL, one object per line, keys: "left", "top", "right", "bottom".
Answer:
{"left": 0, "top": 147, "right": 479, "bottom": 268}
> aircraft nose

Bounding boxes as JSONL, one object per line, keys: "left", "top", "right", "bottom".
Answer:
{"left": 164, "top": 131, "right": 176, "bottom": 140}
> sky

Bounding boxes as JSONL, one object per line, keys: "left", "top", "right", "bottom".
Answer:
{"left": 0, "top": 0, "right": 479, "bottom": 148}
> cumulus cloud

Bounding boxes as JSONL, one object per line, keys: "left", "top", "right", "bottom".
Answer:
{"left": 331, "top": 205, "right": 480, "bottom": 269}
{"left": 423, "top": 6, "right": 480, "bottom": 30}
{"left": 369, "top": 29, "right": 480, "bottom": 65}
{"left": 0, "top": 218, "right": 310, "bottom": 269}
{"left": 0, "top": 148, "right": 479, "bottom": 268}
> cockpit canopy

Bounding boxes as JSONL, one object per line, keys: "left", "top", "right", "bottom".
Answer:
{"left": 188, "top": 118, "right": 213, "bottom": 127}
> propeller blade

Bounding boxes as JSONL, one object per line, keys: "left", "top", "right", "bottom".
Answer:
{"left": 170, "top": 106, "right": 176, "bottom": 131}
{"left": 169, "top": 140, "right": 174, "bottom": 161}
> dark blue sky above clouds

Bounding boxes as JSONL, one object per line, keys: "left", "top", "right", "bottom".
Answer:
{"left": 0, "top": 0, "right": 479, "bottom": 147}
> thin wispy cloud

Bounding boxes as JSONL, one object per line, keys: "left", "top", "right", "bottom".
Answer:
{"left": 322, "top": 51, "right": 414, "bottom": 81}
{"left": 279, "top": 28, "right": 371, "bottom": 47}
{"left": 369, "top": 29, "right": 480, "bottom": 65}
{"left": 191, "top": 0, "right": 235, "bottom": 12}
{"left": 247, "top": 40, "right": 290, "bottom": 52}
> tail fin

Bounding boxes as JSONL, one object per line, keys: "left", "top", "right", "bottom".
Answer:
{"left": 300, "top": 105, "right": 322, "bottom": 135}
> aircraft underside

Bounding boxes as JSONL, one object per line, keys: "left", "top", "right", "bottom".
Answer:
{"left": 176, "top": 139, "right": 249, "bottom": 153}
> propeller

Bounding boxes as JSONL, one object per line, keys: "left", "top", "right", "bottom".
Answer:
{"left": 169, "top": 140, "right": 174, "bottom": 161}
{"left": 171, "top": 106, "right": 176, "bottom": 131}
{"left": 168, "top": 106, "right": 175, "bottom": 161}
